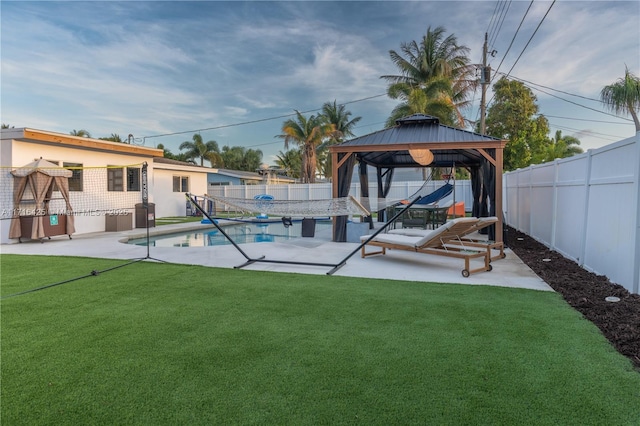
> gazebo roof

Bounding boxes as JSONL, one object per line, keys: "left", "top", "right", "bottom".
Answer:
{"left": 10, "top": 158, "right": 73, "bottom": 177}
{"left": 330, "top": 114, "right": 507, "bottom": 168}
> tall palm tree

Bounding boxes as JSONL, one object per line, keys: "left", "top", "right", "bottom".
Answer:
{"left": 600, "top": 66, "right": 640, "bottom": 131}
{"left": 179, "top": 134, "right": 222, "bottom": 167}
{"left": 381, "top": 26, "right": 476, "bottom": 128}
{"left": 318, "top": 100, "right": 362, "bottom": 179}
{"left": 276, "top": 111, "right": 336, "bottom": 183}
{"left": 320, "top": 100, "right": 361, "bottom": 144}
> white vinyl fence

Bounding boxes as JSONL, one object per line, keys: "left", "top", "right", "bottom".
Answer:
{"left": 207, "top": 180, "right": 473, "bottom": 216}
{"left": 503, "top": 133, "right": 640, "bottom": 294}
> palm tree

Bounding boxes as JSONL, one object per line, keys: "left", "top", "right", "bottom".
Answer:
{"left": 276, "top": 111, "right": 336, "bottom": 183}
{"left": 70, "top": 129, "right": 92, "bottom": 137}
{"left": 179, "top": 134, "right": 222, "bottom": 167}
{"left": 99, "top": 133, "right": 124, "bottom": 142}
{"left": 157, "top": 143, "right": 195, "bottom": 163}
{"left": 381, "top": 26, "right": 476, "bottom": 127}
{"left": 274, "top": 149, "right": 302, "bottom": 179}
{"left": 320, "top": 100, "right": 361, "bottom": 144}
{"left": 600, "top": 66, "right": 640, "bottom": 131}
{"left": 317, "top": 101, "right": 362, "bottom": 179}
{"left": 1, "top": 123, "right": 15, "bottom": 129}
{"left": 542, "top": 130, "right": 583, "bottom": 162}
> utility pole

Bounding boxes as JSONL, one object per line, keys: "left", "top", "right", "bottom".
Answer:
{"left": 480, "top": 32, "right": 490, "bottom": 134}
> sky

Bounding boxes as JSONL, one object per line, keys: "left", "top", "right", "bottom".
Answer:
{"left": 2, "top": 1, "right": 639, "bottom": 166}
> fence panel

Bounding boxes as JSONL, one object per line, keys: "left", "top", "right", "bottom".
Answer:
{"left": 504, "top": 134, "right": 640, "bottom": 294}
{"left": 553, "top": 154, "right": 589, "bottom": 261}
{"left": 583, "top": 141, "right": 638, "bottom": 290}
{"left": 529, "top": 163, "right": 556, "bottom": 246}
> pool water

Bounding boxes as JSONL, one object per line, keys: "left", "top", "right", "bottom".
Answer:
{"left": 128, "top": 220, "right": 332, "bottom": 247}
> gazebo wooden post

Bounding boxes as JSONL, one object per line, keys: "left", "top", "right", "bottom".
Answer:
{"left": 331, "top": 151, "right": 339, "bottom": 199}
{"left": 495, "top": 147, "right": 504, "bottom": 244}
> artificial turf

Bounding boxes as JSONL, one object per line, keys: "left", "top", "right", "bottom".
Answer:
{"left": 1, "top": 254, "right": 639, "bottom": 425}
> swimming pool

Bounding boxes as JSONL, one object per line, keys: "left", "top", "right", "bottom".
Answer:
{"left": 128, "top": 220, "right": 332, "bottom": 247}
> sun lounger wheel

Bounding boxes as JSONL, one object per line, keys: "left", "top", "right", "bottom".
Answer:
{"left": 462, "top": 269, "right": 470, "bottom": 278}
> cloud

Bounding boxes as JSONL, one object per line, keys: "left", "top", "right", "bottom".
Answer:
{"left": 499, "top": 2, "right": 639, "bottom": 97}
{"left": 2, "top": 0, "right": 637, "bottom": 160}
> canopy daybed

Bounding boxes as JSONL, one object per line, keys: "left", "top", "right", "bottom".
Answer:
{"left": 9, "top": 158, "right": 75, "bottom": 242}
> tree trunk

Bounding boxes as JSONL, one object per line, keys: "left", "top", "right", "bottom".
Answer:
{"left": 627, "top": 100, "right": 640, "bottom": 131}
{"left": 304, "top": 144, "right": 316, "bottom": 183}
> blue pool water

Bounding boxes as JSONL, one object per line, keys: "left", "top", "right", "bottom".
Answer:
{"left": 128, "top": 220, "right": 332, "bottom": 247}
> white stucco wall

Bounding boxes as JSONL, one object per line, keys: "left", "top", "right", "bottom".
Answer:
{"left": 1, "top": 133, "right": 161, "bottom": 244}
{"left": 152, "top": 163, "right": 209, "bottom": 218}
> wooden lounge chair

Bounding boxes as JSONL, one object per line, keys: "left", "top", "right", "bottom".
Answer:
{"left": 388, "top": 216, "right": 506, "bottom": 262}
{"left": 360, "top": 217, "right": 492, "bottom": 277}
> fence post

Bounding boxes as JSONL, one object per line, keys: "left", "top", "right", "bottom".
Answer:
{"left": 633, "top": 132, "right": 640, "bottom": 294}
{"left": 550, "top": 159, "right": 559, "bottom": 248}
{"left": 578, "top": 150, "right": 594, "bottom": 267}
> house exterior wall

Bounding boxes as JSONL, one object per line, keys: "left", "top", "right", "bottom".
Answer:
{"left": 1, "top": 138, "right": 158, "bottom": 243}
{"left": 153, "top": 164, "right": 208, "bottom": 217}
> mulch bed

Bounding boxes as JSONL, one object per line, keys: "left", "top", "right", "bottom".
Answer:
{"left": 504, "top": 226, "right": 640, "bottom": 370}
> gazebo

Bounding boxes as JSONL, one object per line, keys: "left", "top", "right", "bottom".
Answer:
{"left": 330, "top": 114, "right": 508, "bottom": 242}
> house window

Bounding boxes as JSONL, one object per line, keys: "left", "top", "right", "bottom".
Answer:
{"left": 173, "top": 176, "right": 189, "bottom": 192}
{"left": 64, "top": 163, "right": 83, "bottom": 191}
{"left": 127, "top": 167, "right": 140, "bottom": 191}
{"left": 108, "top": 167, "right": 124, "bottom": 191}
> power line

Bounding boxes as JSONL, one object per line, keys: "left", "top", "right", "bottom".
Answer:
{"left": 547, "top": 122, "right": 627, "bottom": 142}
{"left": 507, "top": 74, "right": 602, "bottom": 103}
{"left": 503, "top": 0, "right": 556, "bottom": 78}
{"left": 475, "top": 0, "right": 533, "bottom": 125}
{"left": 143, "top": 93, "right": 387, "bottom": 140}
{"left": 486, "top": 1, "right": 504, "bottom": 38}
{"left": 488, "top": 0, "right": 512, "bottom": 49}
{"left": 542, "top": 114, "right": 634, "bottom": 125}
{"left": 484, "top": 72, "right": 634, "bottom": 123}
{"left": 491, "top": 0, "right": 534, "bottom": 82}
{"left": 510, "top": 75, "right": 633, "bottom": 121}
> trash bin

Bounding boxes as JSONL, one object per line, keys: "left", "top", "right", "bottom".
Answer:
{"left": 301, "top": 218, "right": 316, "bottom": 237}
{"left": 135, "top": 203, "right": 155, "bottom": 228}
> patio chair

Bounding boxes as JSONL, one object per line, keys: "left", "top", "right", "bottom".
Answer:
{"left": 360, "top": 217, "right": 491, "bottom": 277}
{"left": 387, "top": 216, "right": 505, "bottom": 261}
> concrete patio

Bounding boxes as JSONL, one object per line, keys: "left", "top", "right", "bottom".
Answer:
{"left": 1, "top": 221, "right": 552, "bottom": 292}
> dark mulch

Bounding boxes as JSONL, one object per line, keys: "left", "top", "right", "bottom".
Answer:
{"left": 504, "top": 226, "right": 640, "bottom": 370}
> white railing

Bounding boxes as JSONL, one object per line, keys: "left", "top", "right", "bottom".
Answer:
{"left": 503, "top": 133, "right": 640, "bottom": 294}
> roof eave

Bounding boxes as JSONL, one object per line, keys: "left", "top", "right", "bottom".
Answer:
{"left": 15, "top": 128, "right": 164, "bottom": 157}
{"left": 330, "top": 140, "right": 508, "bottom": 153}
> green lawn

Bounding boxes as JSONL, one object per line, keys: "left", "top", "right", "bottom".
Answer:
{"left": 1, "top": 254, "right": 639, "bottom": 425}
